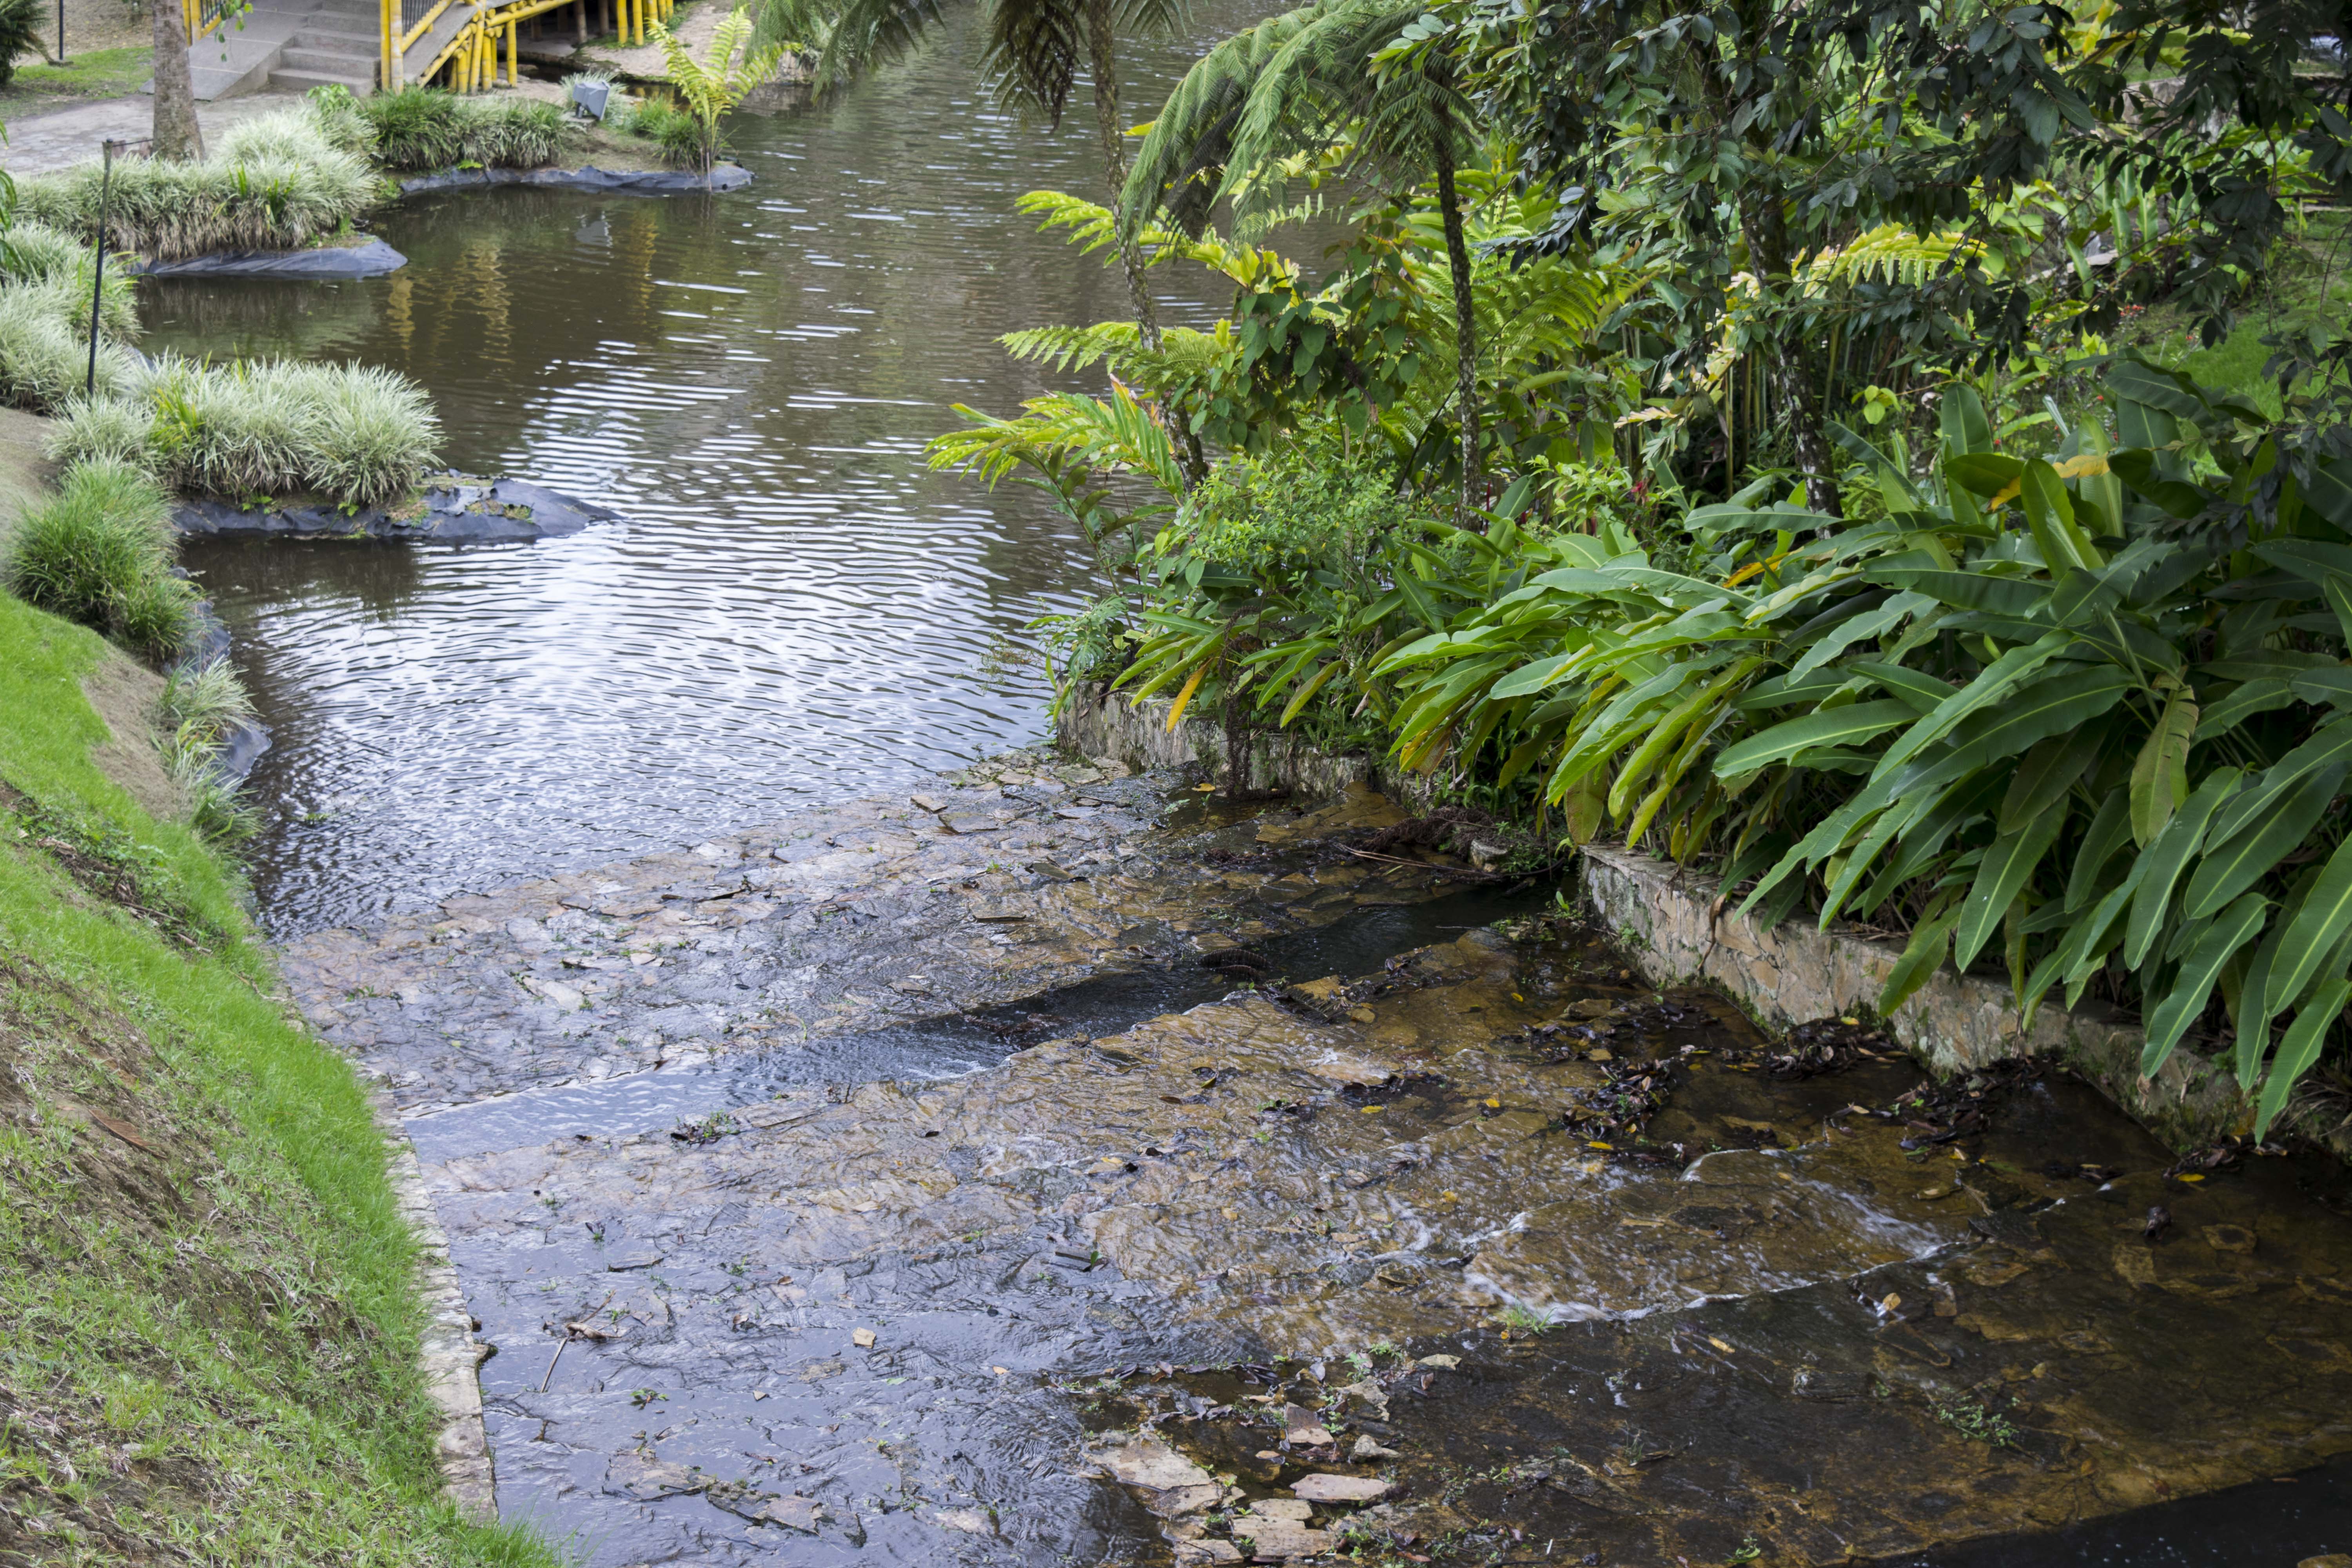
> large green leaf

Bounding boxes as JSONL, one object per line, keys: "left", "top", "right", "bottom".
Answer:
{"left": 1944, "top": 451, "right": 2023, "bottom": 497}
{"left": 1867, "top": 633, "right": 2073, "bottom": 783}
{"left": 2261, "top": 832, "right": 2352, "bottom": 1026}
{"left": 2109, "top": 448, "right": 2208, "bottom": 518}
{"left": 2183, "top": 762, "right": 2347, "bottom": 920}
{"left": 1848, "top": 660, "right": 1956, "bottom": 714}
{"left": 2124, "top": 767, "right": 2241, "bottom": 970}
{"left": 1878, "top": 901, "right": 1964, "bottom": 1015}
{"left": 2206, "top": 715, "right": 2352, "bottom": 845}
{"left": 2256, "top": 977, "right": 2352, "bottom": 1135}
{"left": 2249, "top": 538, "right": 2352, "bottom": 585}
{"left": 1865, "top": 568, "right": 2040, "bottom": 615}
{"left": 1712, "top": 701, "right": 1919, "bottom": 779}
{"left": 2141, "top": 890, "right": 2271, "bottom": 1074}
{"left": 1998, "top": 730, "right": 2100, "bottom": 835}
{"left": 2066, "top": 790, "right": 2134, "bottom": 913}
{"left": 2130, "top": 685, "right": 2198, "bottom": 846}
{"left": 2192, "top": 676, "right": 2295, "bottom": 741}
{"left": 2021, "top": 459, "right": 2100, "bottom": 573}
{"left": 1939, "top": 386, "right": 1994, "bottom": 460}
{"left": 1955, "top": 799, "right": 2069, "bottom": 972}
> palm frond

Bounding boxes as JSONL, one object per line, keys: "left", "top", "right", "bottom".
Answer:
{"left": 976, "top": 0, "right": 1084, "bottom": 123}
{"left": 814, "top": 0, "right": 952, "bottom": 89}
{"left": 1117, "top": 2, "right": 1325, "bottom": 238}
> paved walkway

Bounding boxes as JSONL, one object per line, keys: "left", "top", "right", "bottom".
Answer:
{"left": 0, "top": 88, "right": 310, "bottom": 176}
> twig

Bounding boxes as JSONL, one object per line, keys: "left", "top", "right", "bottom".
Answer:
{"left": 1339, "top": 846, "right": 1510, "bottom": 882}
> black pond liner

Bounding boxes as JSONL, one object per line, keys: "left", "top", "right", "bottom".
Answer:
{"left": 127, "top": 237, "right": 409, "bottom": 278}
{"left": 1882, "top": 1448, "right": 2352, "bottom": 1566}
{"left": 400, "top": 877, "right": 1555, "bottom": 1163}
{"left": 394, "top": 162, "right": 753, "bottom": 195}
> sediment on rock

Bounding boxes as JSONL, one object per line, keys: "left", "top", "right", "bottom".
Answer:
{"left": 1059, "top": 681, "right": 2338, "bottom": 1160}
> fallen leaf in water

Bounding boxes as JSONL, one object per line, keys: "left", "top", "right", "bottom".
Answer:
{"left": 1483, "top": 1097, "right": 1501, "bottom": 1109}
{"left": 852, "top": 1328, "right": 877, "bottom": 1348}
{"left": 992, "top": 1366, "right": 1009, "bottom": 1376}
{"left": 1879, "top": 1294, "right": 1903, "bottom": 1312}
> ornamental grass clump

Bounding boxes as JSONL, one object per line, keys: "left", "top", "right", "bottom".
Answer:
{"left": 48, "top": 357, "right": 441, "bottom": 508}
{"left": 359, "top": 88, "right": 568, "bottom": 172}
{"left": 1, "top": 457, "right": 191, "bottom": 657}
{"left": 16, "top": 142, "right": 377, "bottom": 260}
{"left": 0, "top": 259, "right": 140, "bottom": 410}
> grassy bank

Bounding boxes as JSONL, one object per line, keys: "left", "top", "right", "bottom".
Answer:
{"left": 0, "top": 597, "right": 550, "bottom": 1564}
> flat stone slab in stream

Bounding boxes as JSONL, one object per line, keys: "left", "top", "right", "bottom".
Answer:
{"left": 274, "top": 762, "right": 2352, "bottom": 1566}
{"left": 127, "top": 237, "right": 407, "bottom": 278}
{"left": 173, "top": 476, "right": 619, "bottom": 544}
{"left": 396, "top": 163, "right": 754, "bottom": 196}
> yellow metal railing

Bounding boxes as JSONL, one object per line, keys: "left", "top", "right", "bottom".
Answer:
{"left": 383, "top": 0, "right": 672, "bottom": 92}
{"left": 181, "top": 0, "right": 232, "bottom": 42}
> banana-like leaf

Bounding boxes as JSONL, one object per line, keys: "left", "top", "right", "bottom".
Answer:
{"left": 2250, "top": 537, "right": 2352, "bottom": 585}
{"left": 2066, "top": 789, "right": 2134, "bottom": 912}
{"left": 1879, "top": 901, "right": 1964, "bottom": 1015}
{"left": 1940, "top": 386, "right": 1993, "bottom": 459}
{"left": 1944, "top": 452, "right": 2023, "bottom": 497}
{"left": 2141, "top": 889, "right": 2272, "bottom": 1074}
{"left": 2261, "top": 833, "right": 2352, "bottom": 1026}
{"left": 2291, "top": 668, "right": 2352, "bottom": 708}
{"left": 2183, "top": 762, "right": 2347, "bottom": 920}
{"left": 2193, "top": 677, "right": 2295, "bottom": 741}
{"left": 1955, "top": 798, "right": 2069, "bottom": 971}
{"left": 1868, "top": 633, "right": 2073, "bottom": 783}
{"left": 2020, "top": 459, "right": 2101, "bottom": 573}
{"left": 2206, "top": 715, "right": 2352, "bottom": 845}
{"left": 2130, "top": 686, "right": 2199, "bottom": 846}
{"left": 1847, "top": 659, "right": 1956, "bottom": 714}
{"left": 1998, "top": 730, "right": 2100, "bottom": 836}
{"left": 2124, "top": 767, "right": 2241, "bottom": 970}
{"left": 2256, "top": 977, "right": 2352, "bottom": 1135}
{"left": 1865, "top": 568, "right": 2041, "bottom": 615}
{"left": 1712, "top": 701, "right": 1918, "bottom": 779}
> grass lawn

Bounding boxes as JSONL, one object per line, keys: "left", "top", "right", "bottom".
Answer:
{"left": 2, "top": 43, "right": 153, "bottom": 105}
{"left": 0, "top": 593, "right": 555, "bottom": 1566}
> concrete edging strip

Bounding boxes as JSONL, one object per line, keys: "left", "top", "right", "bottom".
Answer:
{"left": 369, "top": 1087, "right": 496, "bottom": 1524}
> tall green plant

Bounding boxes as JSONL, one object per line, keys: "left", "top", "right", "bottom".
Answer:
{"left": 654, "top": 7, "right": 785, "bottom": 178}
{"left": 1121, "top": 0, "right": 1489, "bottom": 520}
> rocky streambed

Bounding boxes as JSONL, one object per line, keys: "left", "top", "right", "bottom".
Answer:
{"left": 276, "top": 754, "right": 2352, "bottom": 1567}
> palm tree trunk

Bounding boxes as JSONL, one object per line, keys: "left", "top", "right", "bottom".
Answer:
{"left": 151, "top": 0, "right": 205, "bottom": 162}
{"left": 1435, "top": 152, "right": 1480, "bottom": 527}
{"left": 1083, "top": 0, "right": 1159, "bottom": 353}
{"left": 1737, "top": 189, "right": 1839, "bottom": 514}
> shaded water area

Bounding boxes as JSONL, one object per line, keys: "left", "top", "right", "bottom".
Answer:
{"left": 137, "top": 0, "right": 1310, "bottom": 940}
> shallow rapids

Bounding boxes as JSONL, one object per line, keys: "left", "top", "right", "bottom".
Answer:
{"left": 271, "top": 763, "right": 2352, "bottom": 1566}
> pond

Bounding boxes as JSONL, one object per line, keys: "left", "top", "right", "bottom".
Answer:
{"left": 139, "top": 0, "right": 1284, "bottom": 937}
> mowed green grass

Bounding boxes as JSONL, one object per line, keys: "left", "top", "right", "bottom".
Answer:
{"left": 0, "top": 594, "right": 557, "bottom": 1567}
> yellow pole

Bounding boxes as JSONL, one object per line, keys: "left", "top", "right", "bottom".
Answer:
{"left": 505, "top": 18, "right": 515, "bottom": 85}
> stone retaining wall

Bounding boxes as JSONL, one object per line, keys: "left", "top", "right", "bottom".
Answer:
{"left": 1060, "top": 681, "right": 2341, "bottom": 1156}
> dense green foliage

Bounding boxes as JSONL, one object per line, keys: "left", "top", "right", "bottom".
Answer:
{"left": 0, "top": 0, "right": 44, "bottom": 88}
{"left": 934, "top": 0, "right": 2352, "bottom": 1132}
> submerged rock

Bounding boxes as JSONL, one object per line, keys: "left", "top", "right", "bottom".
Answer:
{"left": 173, "top": 476, "right": 619, "bottom": 545}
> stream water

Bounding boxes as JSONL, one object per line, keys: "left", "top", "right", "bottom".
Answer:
{"left": 138, "top": 0, "right": 1304, "bottom": 939}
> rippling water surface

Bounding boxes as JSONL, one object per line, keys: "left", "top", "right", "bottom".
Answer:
{"left": 138, "top": 4, "right": 1280, "bottom": 935}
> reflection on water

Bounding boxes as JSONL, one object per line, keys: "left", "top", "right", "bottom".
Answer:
{"left": 141, "top": 2, "right": 1286, "bottom": 936}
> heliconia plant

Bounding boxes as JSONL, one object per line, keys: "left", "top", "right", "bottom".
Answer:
{"left": 1342, "top": 358, "right": 2352, "bottom": 1134}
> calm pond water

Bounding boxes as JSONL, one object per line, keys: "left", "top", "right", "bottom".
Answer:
{"left": 140, "top": 3, "right": 1286, "bottom": 936}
